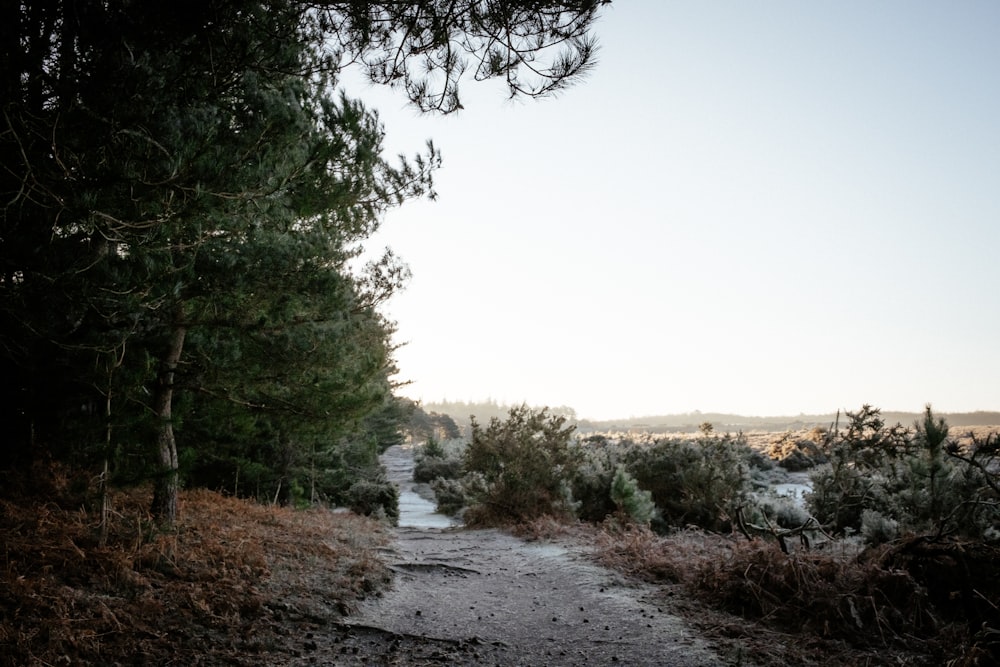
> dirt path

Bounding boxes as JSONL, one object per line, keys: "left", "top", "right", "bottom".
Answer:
{"left": 304, "top": 446, "right": 727, "bottom": 666}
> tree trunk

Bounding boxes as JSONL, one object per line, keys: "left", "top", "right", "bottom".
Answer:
{"left": 151, "top": 306, "right": 187, "bottom": 526}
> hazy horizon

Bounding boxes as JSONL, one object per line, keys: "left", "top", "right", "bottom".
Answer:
{"left": 417, "top": 398, "right": 1000, "bottom": 425}
{"left": 352, "top": 2, "right": 1000, "bottom": 421}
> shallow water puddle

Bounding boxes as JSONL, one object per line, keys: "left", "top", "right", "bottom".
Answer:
{"left": 382, "top": 444, "right": 460, "bottom": 529}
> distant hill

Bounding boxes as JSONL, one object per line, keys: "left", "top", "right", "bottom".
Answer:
{"left": 416, "top": 400, "right": 1000, "bottom": 437}
{"left": 577, "top": 410, "right": 1000, "bottom": 434}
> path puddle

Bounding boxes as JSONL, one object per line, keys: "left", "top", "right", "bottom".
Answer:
{"left": 381, "top": 444, "right": 460, "bottom": 529}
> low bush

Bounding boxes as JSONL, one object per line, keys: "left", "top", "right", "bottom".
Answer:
{"left": 765, "top": 432, "right": 827, "bottom": 471}
{"left": 345, "top": 477, "right": 399, "bottom": 524}
{"left": 752, "top": 492, "right": 811, "bottom": 530}
{"left": 808, "top": 405, "right": 1000, "bottom": 543}
{"left": 413, "top": 437, "right": 467, "bottom": 483}
{"left": 430, "top": 477, "right": 467, "bottom": 515}
{"left": 570, "top": 437, "right": 621, "bottom": 523}
{"left": 462, "top": 406, "right": 580, "bottom": 526}
{"left": 610, "top": 465, "right": 656, "bottom": 526}
{"left": 413, "top": 456, "right": 463, "bottom": 484}
{"left": 623, "top": 433, "right": 755, "bottom": 533}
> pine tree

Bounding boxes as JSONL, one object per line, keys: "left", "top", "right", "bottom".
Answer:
{"left": 1, "top": 1, "right": 607, "bottom": 525}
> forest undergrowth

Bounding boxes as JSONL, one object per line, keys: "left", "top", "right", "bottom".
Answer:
{"left": 0, "top": 464, "right": 390, "bottom": 666}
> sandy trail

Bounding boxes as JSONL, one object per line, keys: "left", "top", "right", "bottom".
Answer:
{"left": 314, "top": 445, "right": 725, "bottom": 666}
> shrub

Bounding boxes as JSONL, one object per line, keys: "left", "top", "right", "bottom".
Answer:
{"left": 430, "top": 478, "right": 466, "bottom": 516}
{"left": 413, "top": 437, "right": 466, "bottom": 483}
{"left": 809, "top": 405, "right": 1000, "bottom": 542}
{"left": 754, "top": 492, "right": 811, "bottom": 530}
{"left": 422, "top": 437, "right": 446, "bottom": 459}
{"left": 624, "top": 433, "right": 753, "bottom": 532}
{"left": 570, "top": 438, "right": 621, "bottom": 523}
{"left": 462, "top": 405, "right": 580, "bottom": 526}
{"left": 860, "top": 509, "right": 899, "bottom": 546}
{"left": 807, "top": 405, "right": 909, "bottom": 536}
{"left": 344, "top": 478, "right": 399, "bottom": 524}
{"left": 610, "top": 465, "right": 656, "bottom": 526}
{"left": 413, "top": 456, "right": 463, "bottom": 484}
{"left": 766, "top": 432, "right": 827, "bottom": 471}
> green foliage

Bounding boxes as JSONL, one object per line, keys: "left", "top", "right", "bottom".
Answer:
{"left": 808, "top": 405, "right": 1000, "bottom": 543}
{"left": 413, "top": 437, "right": 466, "bottom": 485}
{"left": 0, "top": 3, "right": 435, "bottom": 518}
{"left": 413, "top": 457, "right": 464, "bottom": 485}
{"left": 623, "top": 433, "right": 754, "bottom": 533}
{"left": 344, "top": 478, "right": 400, "bottom": 525}
{"left": 430, "top": 478, "right": 468, "bottom": 516}
{"left": 568, "top": 433, "right": 763, "bottom": 531}
{"left": 570, "top": 436, "right": 621, "bottom": 523}
{"left": 408, "top": 437, "right": 469, "bottom": 514}
{"left": 752, "top": 493, "right": 811, "bottom": 530}
{"left": 423, "top": 437, "right": 447, "bottom": 460}
{"left": 807, "top": 405, "right": 909, "bottom": 535}
{"left": 462, "top": 406, "right": 580, "bottom": 525}
{"left": 610, "top": 466, "right": 656, "bottom": 526}
{"left": 0, "top": 1, "right": 604, "bottom": 523}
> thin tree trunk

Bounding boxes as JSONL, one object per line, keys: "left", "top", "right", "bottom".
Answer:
{"left": 99, "top": 349, "right": 119, "bottom": 547}
{"left": 151, "top": 306, "right": 187, "bottom": 526}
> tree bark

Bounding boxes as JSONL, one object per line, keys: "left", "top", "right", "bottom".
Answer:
{"left": 151, "top": 305, "right": 187, "bottom": 526}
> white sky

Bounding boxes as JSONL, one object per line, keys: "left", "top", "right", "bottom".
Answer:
{"left": 352, "top": 1, "right": 1000, "bottom": 421}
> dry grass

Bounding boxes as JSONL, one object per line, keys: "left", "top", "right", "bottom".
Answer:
{"left": 590, "top": 523, "right": 1000, "bottom": 666}
{"left": 0, "top": 473, "right": 390, "bottom": 666}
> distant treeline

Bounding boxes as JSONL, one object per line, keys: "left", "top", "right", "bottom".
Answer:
{"left": 418, "top": 400, "right": 578, "bottom": 437}
{"left": 418, "top": 401, "right": 1000, "bottom": 436}
{"left": 586, "top": 410, "right": 1000, "bottom": 434}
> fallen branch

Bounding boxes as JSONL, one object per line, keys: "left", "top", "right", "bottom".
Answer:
{"left": 736, "top": 508, "right": 832, "bottom": 554}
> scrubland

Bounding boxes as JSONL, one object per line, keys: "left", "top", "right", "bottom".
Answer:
{"left": 3, "top": 406, "right": 998, "bottom": 666}
{"left": 417, "top": 406, "right": 1000, "bottom": 666}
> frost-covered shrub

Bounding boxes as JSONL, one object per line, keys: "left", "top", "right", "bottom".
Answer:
{"left": 806, "top": 405, "right": 908, "bottom": 537}
{"left": 860, "top": 509, "right": 899, "bottom": 546}
{"left": 413, "top": 456, "right": 463, "bottom": 484}
{"left": 808, "top": 405, "right": 1000, "bottom": 543}
{"left": 345, "top": 478, "right": 399, "bottom": 524}
{"left": 755, "top": 493, "right": 811, "bottom": 530}
{"left": 462, "top": 406, "right": 580, "bottom": 526}
{"left": 570, "top": 438, "right": 622, "bottom": 522}
{"left": 430, "top": 478, "right": 466, "bottom": 516}
{"left": 413, "top": 437, "right": 466, "bottom": 483}
{"left": 610, "top": 466, "right": 656, "bottom": 526}
{"left": 624, "top": 433, "right": 753, "bottom": 532}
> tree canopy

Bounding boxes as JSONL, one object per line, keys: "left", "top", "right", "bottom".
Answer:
{"left": 1, "top": 0, "right": 607, "bottom": 524}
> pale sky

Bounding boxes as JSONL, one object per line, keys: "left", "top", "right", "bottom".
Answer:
{"left": 352, "top": 1, "right": 1000, "bottom": 421}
